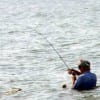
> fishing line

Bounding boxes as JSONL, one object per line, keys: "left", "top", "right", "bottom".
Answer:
{"left": 37, "top": 32, "right": 69, "bottom": 69}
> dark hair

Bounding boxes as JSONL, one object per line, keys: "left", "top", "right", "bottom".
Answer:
{"left": 78, "top": 60, "right": 90, "bottom": 70}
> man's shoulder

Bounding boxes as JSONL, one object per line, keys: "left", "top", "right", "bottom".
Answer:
{"left": 77, "top": 74, "right": 85, "bottom": 81}
{"left": 79, "top": 72, "right": 97, "bottom": 80}
{"left": 78, "top": 72, "right": 96, "bottom": 78}
{"left": 83, "top": 71, "right": 96, "bottom": 76}
{"left": 85, "top": 72, "right": 96, "bottom": 77}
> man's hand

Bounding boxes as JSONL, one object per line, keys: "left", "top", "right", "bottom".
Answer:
{"left": 68, "top": 69, "right": 76, "bottom": 75}
{"left": 68, "top": 69, "right": 81, "bottom": 75}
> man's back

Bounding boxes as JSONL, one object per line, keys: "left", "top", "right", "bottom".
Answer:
{"left": 74, "top": 71, "right": 97, "bottom": 90}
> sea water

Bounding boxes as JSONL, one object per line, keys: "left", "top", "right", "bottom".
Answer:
{"left": 0, "top": 0, "right": 100, "bottom": 100}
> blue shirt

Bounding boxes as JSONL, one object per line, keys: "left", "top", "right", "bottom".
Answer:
{"left": 74, "top": 71, "right": 97, "bottom": 90}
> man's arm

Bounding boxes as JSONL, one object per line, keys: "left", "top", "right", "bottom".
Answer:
{"left": 71, "top": 75, "right": 77, "bottom": 89}
{"left": 72, "top": 76, "right": 83, "bottom": 90}
{"left": 68, "top": 69, "right": 81, "bottom": 75}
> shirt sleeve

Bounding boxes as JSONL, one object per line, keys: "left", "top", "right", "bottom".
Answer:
{"left": 73, "top": 76, "right": 83, "bottom": 90}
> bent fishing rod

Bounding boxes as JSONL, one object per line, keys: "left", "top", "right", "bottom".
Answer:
{"left": 37, "top": 32, "right": 69, "bottom": 69}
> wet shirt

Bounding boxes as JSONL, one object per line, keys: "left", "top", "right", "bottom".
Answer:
{"left": 74, "top": 71, "right": 97, "bottom": 90}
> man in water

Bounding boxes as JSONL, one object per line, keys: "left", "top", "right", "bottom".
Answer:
{"left": 68, "top": 60, "right": 97, "bottom": 90}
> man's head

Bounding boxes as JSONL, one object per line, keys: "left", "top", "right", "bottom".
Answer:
{"left": 78, "top": 60, "right": 90, "bottom": 73}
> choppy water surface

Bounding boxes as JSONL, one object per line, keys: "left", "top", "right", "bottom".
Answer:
{"left": 0, "top": 0, "right": 100, "bottom": 100}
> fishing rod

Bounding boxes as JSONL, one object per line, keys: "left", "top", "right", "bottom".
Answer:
{"left": 37, "top": 32, "right": 69, "bottom": 69}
